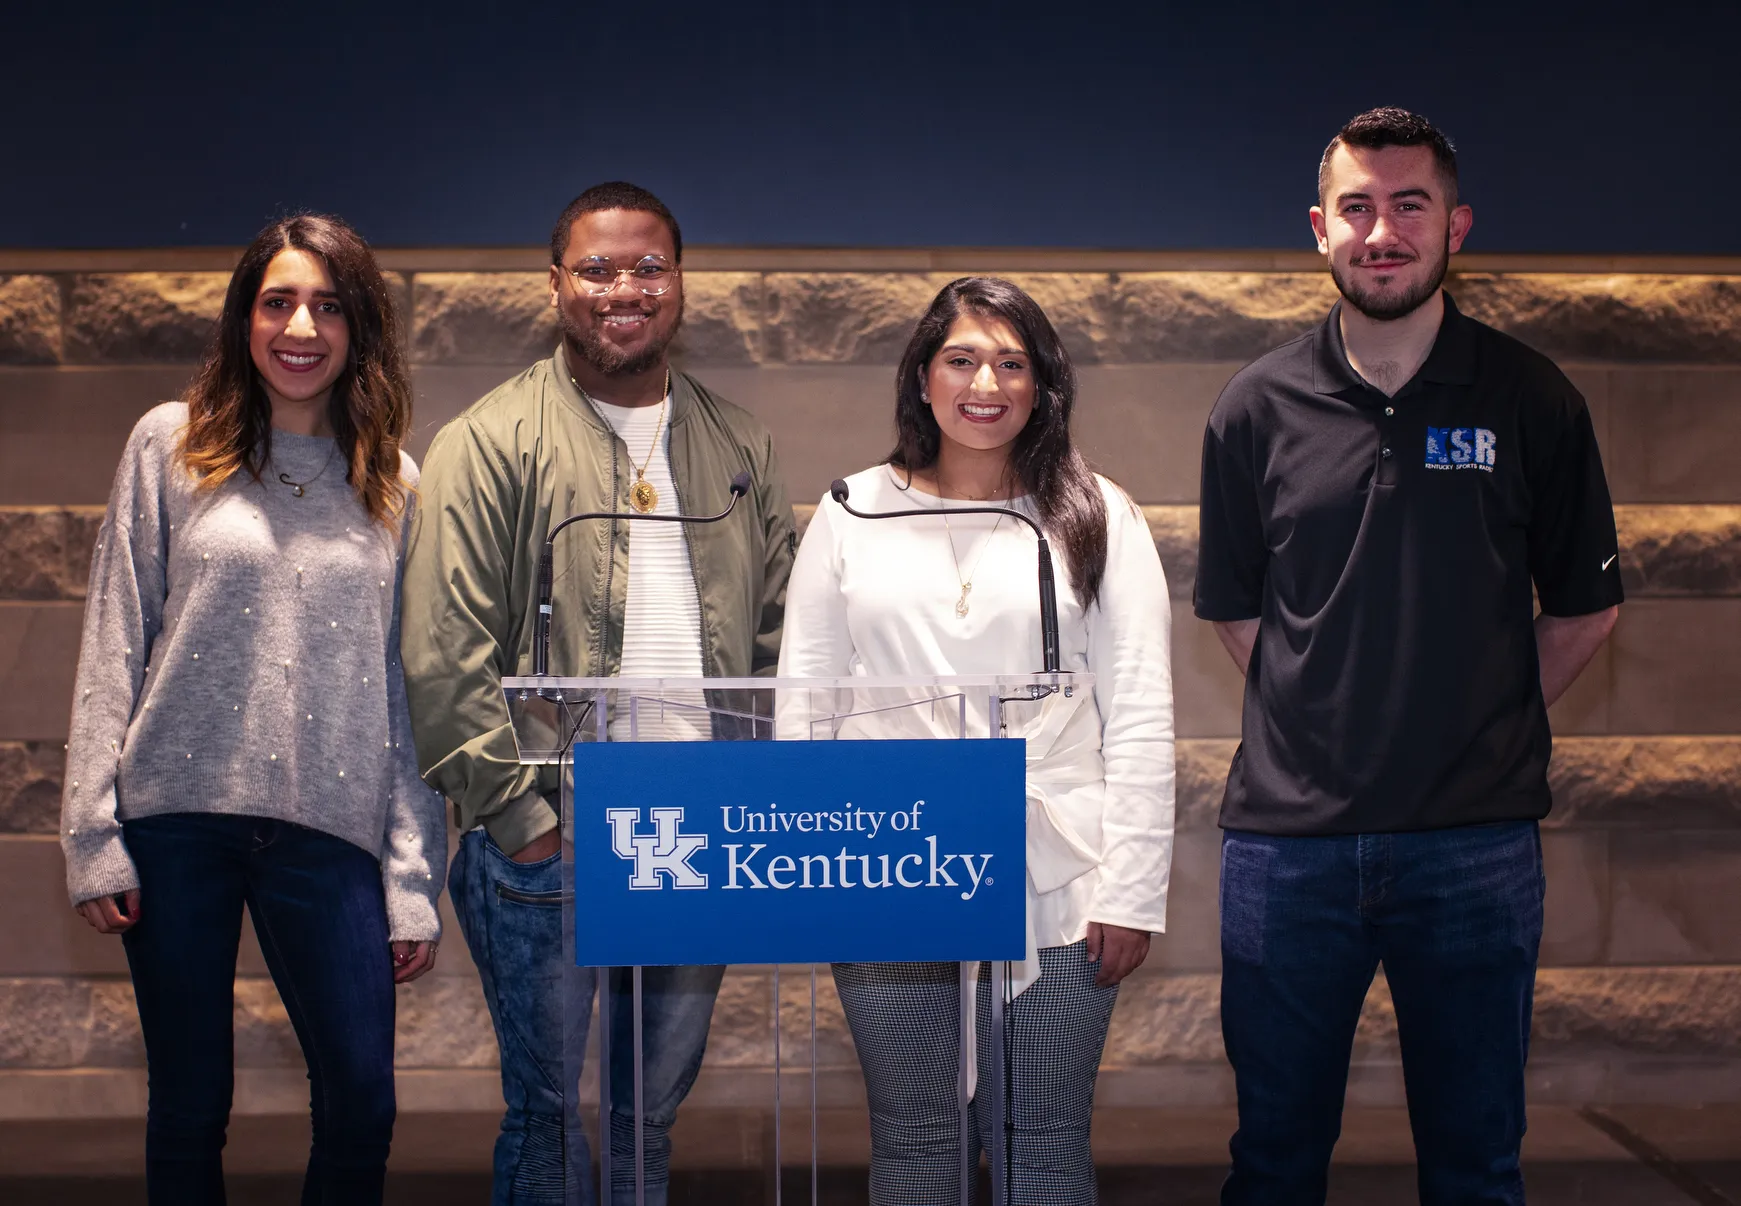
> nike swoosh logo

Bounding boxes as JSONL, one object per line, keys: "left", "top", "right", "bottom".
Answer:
{"left": 1601, "top": 554, "right": 1618, "bottom": 571}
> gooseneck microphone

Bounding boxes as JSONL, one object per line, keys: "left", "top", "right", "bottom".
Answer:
{"left": 532, "top": 471, "right": 752, "bottom": 676}
{"left": 829, "top": 478, "right": 1062, "bottom": 675}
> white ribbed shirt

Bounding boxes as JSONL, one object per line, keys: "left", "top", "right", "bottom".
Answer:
{"left": 591, "top": 397, "right": 708, "bottom": 741}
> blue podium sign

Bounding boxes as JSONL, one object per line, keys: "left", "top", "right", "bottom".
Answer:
{"left": 571, "top": 738, "right": 1026, "bottom": 966}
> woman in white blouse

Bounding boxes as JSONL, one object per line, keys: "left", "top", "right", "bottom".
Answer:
{"left": 779, "top": 276, "right": 1175, "bottom": 1203}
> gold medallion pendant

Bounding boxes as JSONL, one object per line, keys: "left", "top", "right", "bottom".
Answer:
{"left": 630, "top": 478, "right": 659, "bottom": 513}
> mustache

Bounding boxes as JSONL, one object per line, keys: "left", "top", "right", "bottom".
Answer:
{"left": 559, "top": 291, "right": 684, "bottom": 377}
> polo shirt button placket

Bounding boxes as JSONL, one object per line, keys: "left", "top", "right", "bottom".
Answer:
{"left": 1376, "top": 401, "right": 1399, "bottom": 484}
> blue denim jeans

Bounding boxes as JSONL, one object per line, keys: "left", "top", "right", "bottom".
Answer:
{"left": 120, "top": 812, "right": 396, "bottom": 1206}
{"left": 1219, "top": 821, "right": 1545, "bottom": 1206}
{"left": 448, "top": 829, "right": 724, "bottom": 1206}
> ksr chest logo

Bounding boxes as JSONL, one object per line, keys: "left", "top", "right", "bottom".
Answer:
{"left": 1425, "top": 427, "right": 1497, "bottom": 472}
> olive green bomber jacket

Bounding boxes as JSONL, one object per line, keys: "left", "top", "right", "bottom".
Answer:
{"left": 400, "top": 346, "right": 797, "bottom": 853}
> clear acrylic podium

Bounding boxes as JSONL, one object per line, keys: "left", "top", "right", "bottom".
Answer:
{"left": 504, "top": 671, "right": 1086, "bottom": 1206}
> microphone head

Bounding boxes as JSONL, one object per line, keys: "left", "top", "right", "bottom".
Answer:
{"left": 729, "top": 471, "right": 752, "bottom": 497}
{"left": 829, "top": 479, "right": 851, "bottom": 504}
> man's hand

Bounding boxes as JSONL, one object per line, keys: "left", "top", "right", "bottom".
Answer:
{"left": 391, "top": 941, "right": 438, "bottom": 984}
{"left": 1085, "top": 921, "right": 1151, "bottom": 987}
{"left": 509, "top": 828, "right": 562, "bottom": 864}
{"left": 76, "top": 890, "right": 140, "bottom": 935}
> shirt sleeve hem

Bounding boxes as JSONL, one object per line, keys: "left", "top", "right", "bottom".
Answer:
{"left": 1537, "top": 585, "right": 1625, "bottom": 618}
{"left": 1085, "top": 910, "right": 1168, "bottom": 936}
{"left": 1193, "top": 600, "right": 1262, "bottom": 622}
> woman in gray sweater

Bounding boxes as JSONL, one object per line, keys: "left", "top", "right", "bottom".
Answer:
{"left": 59, "top": 214, "right": 446, "bottom": 1205}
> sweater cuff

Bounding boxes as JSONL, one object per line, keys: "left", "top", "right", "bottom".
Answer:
{"left": 64, "top": 829, "right": 141, "bottom": 909}
{"left": 481, "top": 789, "right": 559, "bottom": 856}
{"left": 383, "top": 877, "right": 444, "bottom": 944}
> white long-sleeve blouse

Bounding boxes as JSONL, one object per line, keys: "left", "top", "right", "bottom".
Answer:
{"left": 777, "top": 465, "right": 1176, "bottom": 955}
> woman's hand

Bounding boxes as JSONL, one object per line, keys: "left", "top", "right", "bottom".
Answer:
{"left": 76, "top": 891, "right": 140, "bottom": 934}
{"left": 1085, "top": 921, "right": 1150, "bottom": 987}
{"left": 391, "top": 940, "right": 438, "bottom": 984}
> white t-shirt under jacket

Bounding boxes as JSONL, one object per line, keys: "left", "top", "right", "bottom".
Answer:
{"left": 591, "top": 396, "right": 708, "bottom": 742}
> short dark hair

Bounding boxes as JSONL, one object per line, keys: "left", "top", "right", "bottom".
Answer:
{"left": 550, "top": 182, "right": 683, "bottom": 265}
{"left": 1318, "top": 107, "right": 1459, "bottom": 208}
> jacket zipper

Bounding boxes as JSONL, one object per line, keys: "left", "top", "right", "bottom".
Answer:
{"left": 593, "top": 430, "right": 621, "bottom": 677}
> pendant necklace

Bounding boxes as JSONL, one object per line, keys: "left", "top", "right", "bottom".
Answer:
{"left": 938, "top": 474, "right": 1008, "bottom": 619}
{"left": 276, "top": 444, "right": 336, "bottom": 498}
{"left": 576, "top": 369, "right": 671, "bottom": 514}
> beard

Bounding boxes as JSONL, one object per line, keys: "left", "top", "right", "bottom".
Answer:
{"left": 559, "top": 294, "right": 685, "bottom": 377}
{"left": 1329, "top": 232, "right": 1450, "bottom": 322}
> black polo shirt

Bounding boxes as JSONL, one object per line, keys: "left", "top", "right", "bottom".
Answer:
{"left": 1195, "top": 292, "right": 1623, "bottom": 835}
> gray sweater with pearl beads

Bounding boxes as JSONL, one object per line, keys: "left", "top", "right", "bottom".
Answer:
{"left": 59, "top": 403, "right": 445, "bottom": 941}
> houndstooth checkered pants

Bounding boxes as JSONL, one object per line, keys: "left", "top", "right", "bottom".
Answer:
{"left": 833, "top": 941, "right": 1119, "bottom": 1205}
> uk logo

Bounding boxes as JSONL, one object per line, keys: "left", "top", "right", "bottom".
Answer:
{"left": 605, "top": 807, "right": 709, "bottom": 890}
{"left": 1425, "top": 427, "right": 1497, "bottom": 472}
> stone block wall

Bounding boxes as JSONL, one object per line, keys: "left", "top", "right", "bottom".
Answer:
{"left": 2, "top": 248, "right": 1738, "bottom": 1118}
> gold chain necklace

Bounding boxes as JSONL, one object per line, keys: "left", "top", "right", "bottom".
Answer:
{"left": 937, "top": 472, "right": 1009, "bottom": 619}
{"left": 574, "top": 368, "right": 671, "bottom": 513}
{"left": 275, "top": 443, "right": 336, "bottom": 498}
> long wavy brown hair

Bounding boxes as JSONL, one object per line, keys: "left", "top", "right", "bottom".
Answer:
{"left": 890, "top": 277, "right": 1110, "bottom": 608}
{"left": 179, "top": 214, "right": 411, "bottom": 525}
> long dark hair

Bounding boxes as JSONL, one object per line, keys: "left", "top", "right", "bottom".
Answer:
{"left": 889, "top": 276, "right": 1109, "bottom": 607}
{"left": 179, "top": 213, "right": 411, "bottom": 525}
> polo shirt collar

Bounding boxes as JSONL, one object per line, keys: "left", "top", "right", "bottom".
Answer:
{"left": 1313, "top": 289, "right": 1479, "bottom": 396}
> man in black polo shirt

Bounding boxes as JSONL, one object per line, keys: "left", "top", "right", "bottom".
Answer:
{"left": 1196, "top": 107, "right": 1622, "bottom": 1205}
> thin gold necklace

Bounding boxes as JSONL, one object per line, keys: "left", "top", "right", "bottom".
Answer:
{"left": 937, "top": 471, "right": 1010, "bottom": 619}
{"left": 276, "top": 443, "right": 336, "bottom": 498}
{"left": 575, "top": 368, "right": 671, "bottom": 513}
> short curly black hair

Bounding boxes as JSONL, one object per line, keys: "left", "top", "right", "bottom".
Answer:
{"left": 550, "top": 182, "right": 683, "bottom": 266}
{"left": 1318, "top": 107, "right": 1458, "bottom": 208}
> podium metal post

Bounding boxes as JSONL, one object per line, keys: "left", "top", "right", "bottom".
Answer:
{"left": 958, "top": 961, "right": 974, "bottom": 1206}
{"left": 595, "top": 690, "right": 611, "bottom": 1206}
{"left": 986, "top": 690, "right": 1010, "bottom": 1204}
{"left": 989, "top": 958, "right": 1010, "bottom": 1206}
{"left": 598, "top": 969, "right": 612, "bottom": 1203}
{"left": 773, "top": 966, "right": 784, "bottom": 1205}
{"left": 810, "top": 966, "right": 820, "bottom": 1206}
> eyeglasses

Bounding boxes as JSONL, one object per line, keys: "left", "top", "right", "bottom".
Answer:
{"left": 565, "top": 255, "right": 679, "bottom": 297}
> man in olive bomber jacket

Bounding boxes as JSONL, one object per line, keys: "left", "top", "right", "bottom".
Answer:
{"left": 401, "top": 182, "right": 796, "bottom": 1206}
